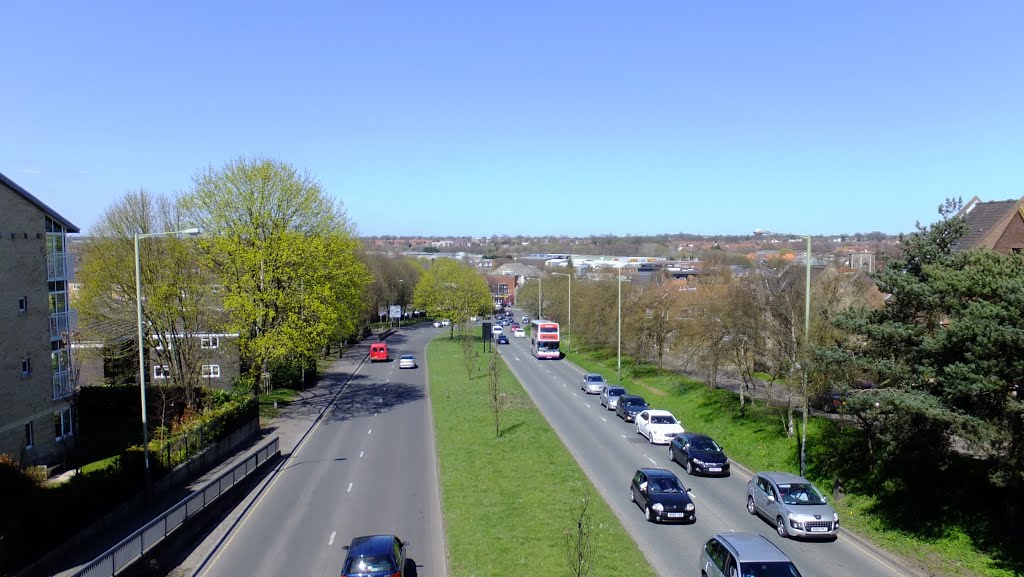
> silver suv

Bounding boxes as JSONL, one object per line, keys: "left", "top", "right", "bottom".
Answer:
{"left": 699, "top": 532, "right": 802, "bottom": 577}
{"left": 746, "top": 471, "right": 839, "bottom": 539}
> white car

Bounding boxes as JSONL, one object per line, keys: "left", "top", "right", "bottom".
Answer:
{"left": 635, "top": 410, "right": 685, "bottom": 445}
{"left": 432, "top": 321, "right": 442, "bottom": 328}
{"left": 442, "top": 319, "right": 451, "bottom": 326}
{"left": 491, "top": 325, "right": 503, "bottom": 335}
{"left": 513, "top": 328, "right": 526, "bottom": 338}
{"left": 399, "top": 355, "right": 417, "bottom": 369}
{"left": 470, "top": 316, "right": 478, "bottom": 322}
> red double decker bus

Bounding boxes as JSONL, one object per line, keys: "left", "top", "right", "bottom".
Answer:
{"left": 530, "top": 320, "right": 560, "bottom": 359}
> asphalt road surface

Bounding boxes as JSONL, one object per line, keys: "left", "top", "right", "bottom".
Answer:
{"left": 497, "top": 309, "right": 916, "bottom": 577}
{"left": 193, "top": 326, "right": 445, "bottom": 577}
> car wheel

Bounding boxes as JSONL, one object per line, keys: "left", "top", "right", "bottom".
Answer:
{"left": 648, "top": 432, "right": 654, "bottom": 444}
{"left": 645, "top": 505, "right": 655, "bottom": 523}
{"left": 630, "top": 488, "right": 636, "bottom": 503}
{"left": 668, "top": 447, "right": 675, "bottom": 463}
{"left": 747, "top": 496, "right": 756, "bottom": 515}
{"left": 776, "top": 516, "right": 789, "bottom": 538}
{"left": 686, "top": 460, "right": 695, "bottom": 475}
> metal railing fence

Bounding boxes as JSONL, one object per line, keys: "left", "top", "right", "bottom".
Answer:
{"left": 73, "top": 436, "right": 279, "bottom": 577}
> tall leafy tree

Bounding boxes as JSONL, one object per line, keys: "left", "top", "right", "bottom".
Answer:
{"left": 180, "top": 157, "right": 370, "bottom": 383}
{"left": 74, "top": 189, "right": 220, "bottom": 415}
{"left": 827, "top": 198, "right": 1024, "bottom": 538}
{"left": 412, "top": 258, "right": 491, "bottom": 338}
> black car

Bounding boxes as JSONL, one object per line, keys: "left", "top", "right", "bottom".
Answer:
{"left": 629, "top": 468, "right": 696, "bottom": 523}
{"left": 497, "top": 334, "right": 509, "bottom": 344}
{"left": 615, "top": 395, "right": 649, "bottom": 422}
{"left": 341, "top": 534, "right": 407, "bottom": 576}
{"left": 669, "top": 432, "right": 730, "bottom": 476}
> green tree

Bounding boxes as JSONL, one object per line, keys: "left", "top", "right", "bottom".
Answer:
{"left": 827, "top": 198, "right": 1024, "bottom": 539}
{"left": 412, "top": 258, "right": 491, "bottom": 338}
{"left": 180, "top": 156, "right": 371, "bottom": 385}
{"left": 74, "top": 189, "right": 219, "bottom": 417}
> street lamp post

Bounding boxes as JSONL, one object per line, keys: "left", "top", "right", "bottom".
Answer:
{"left": 800, "top": 234, "right": 811, "bottom": 476}
{"left": 552, "top": 272, "right": 572, "bottom": 355}
{"left": 538, "top": 276, "right": 542, "bottom": 319}
{"left": 617, "top": 271, "right": 622, "bottom": 382}
{"left": 135, "top": 227, "right": 200, "bottom": 488}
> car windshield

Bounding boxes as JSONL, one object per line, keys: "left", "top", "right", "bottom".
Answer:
{"left": 778, "top": 483, "right": 827, "bottom": 505}
{"left": 402, "top": 356, "right": 414, "bottom": 360}
{"left": 650, "top": 415, "right": 677, "bottom": 425}
{"left": 625, "top": 398, "right": 647, "bottom": 407}
{"left": 587, "top": 375, "right": 606, "bottom": 382}
{"left": 607, "top": 388, "right": 625, "bottom": 396}
{"left": 649, "top": 477, "right": 685, "bottom": 493}
{"left": 345, "top": 555, "right": 396, "bottom": 573}
{"left": 739, "top": 561, "right": 803, "bottom": 577}
{"left": 691, "top": 438, "right": 721, "bottom": 451}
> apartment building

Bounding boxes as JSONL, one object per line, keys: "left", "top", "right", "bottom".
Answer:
{"left": 0, "top": 171, "right": 79, "bottom": 466}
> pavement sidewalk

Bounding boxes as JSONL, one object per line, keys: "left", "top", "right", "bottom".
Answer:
{"left": 39, "top": 337, "right": 374, "bottom": 577}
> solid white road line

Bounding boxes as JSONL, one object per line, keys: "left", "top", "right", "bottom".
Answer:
{"left": 329, "top": 531, "right": 336, "bottom": 546}
{"left": 347, "top": 482, "right": 353, "bottom": 493}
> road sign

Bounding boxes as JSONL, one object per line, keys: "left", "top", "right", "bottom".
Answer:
{"left": 389, "top": 305, "right": 402, "bottom": 319}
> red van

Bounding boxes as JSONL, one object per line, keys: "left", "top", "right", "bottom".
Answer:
{"left": 369, "top": 342, "right": 389, "bottom": 362}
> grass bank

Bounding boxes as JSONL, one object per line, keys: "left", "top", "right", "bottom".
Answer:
{"left": 564, "top": 349, "right": 1014, "bottom": 577}
{"left": 428, "top": 337, "right": 656, "bottom": 577}
{"left": 258, "top": 387, "right": 301, "bottom": 420}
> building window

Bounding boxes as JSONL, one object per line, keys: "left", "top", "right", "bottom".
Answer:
{"left": 25, "top": 422, "right": 34, "bottom": 449}
{"left": 202, "top": 364, "right": 221, "bottom": 378}
{"left": 18, "top": 296, "right": 28, "bottom": 313}
{"left": 153, "top": 365, "right": 171, "bottom": 379}
{"left": 55, "top": 407, "right": 73, "bottom": 441}
{"left": 201, "top": 336, "right": 220, "bottom": 349}
{"left": 22, "top": 358, "right": 31, "bottom": 376}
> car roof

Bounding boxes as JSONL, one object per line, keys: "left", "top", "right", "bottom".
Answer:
{"left": 401, "top": 354, "right": 415, "bottom": 358}
{"left": 638, "top": 467, "right": 677, "bottom": 479}
{"left": 760, "top": 471, "right": 810, "bottom": 485}
{"left": 620, "top": 395, "right": 646, "bottom": 401}
{"left": 605, "top": 386, "right": 626, "bottom": 391}
{"left": 681, "top": 432, "right": 714, "bottom": 442}
{"left": 645, "top": 409, "right": 675, "bottom": 417}
{"left": 585, "top": 373, "right": 605, "bottom": 379}
{"left": 714, "top": 532, "right": 791, "bottom": 562}
{"left": 347, "top": 534, "right": 397, "bottom": 555}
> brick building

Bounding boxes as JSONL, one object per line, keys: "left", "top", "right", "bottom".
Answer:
{"left": 955, "top": 196, "right": 1024, "bottom": 254}
{"left": 0, "top": 172, "right": 79, "bottom": 466}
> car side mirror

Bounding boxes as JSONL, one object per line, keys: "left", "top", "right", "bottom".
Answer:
{"left": 767, "top": 495, "right": 776, "bottom": 502}
{"left": 686, "top": 487, "right": 692, "bottom": 492}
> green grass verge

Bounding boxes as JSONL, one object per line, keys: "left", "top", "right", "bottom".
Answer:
{"left": 564, "top": 348, "right": 1013, "bottom": 577}
{"left": 428, "top": 338, "right": 657, "bottom": 577}
{"left": 259, "top": 387, "right": 301, "bottom": 420}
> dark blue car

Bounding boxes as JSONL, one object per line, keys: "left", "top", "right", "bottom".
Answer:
{"left": 341, "top": 534, "right": 407, "bottom": 577}
{"left": 669, "top": 432, "right": 730, "bottom": 476}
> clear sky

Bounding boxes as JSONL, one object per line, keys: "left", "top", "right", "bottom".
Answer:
{"left": 2, "top": 1, "right": 1022, "bottom": 238}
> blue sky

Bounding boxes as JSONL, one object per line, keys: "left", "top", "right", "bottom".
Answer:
{"left": 2, "top": 1, "right": 1022, "bottom": 238}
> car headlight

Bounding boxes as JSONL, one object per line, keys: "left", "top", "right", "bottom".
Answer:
{"left": 685, "top": 503, "right": 695, "bottom": 511}
{"left": 652, "top": 503, "right": 664, "bottom": 512}
{"left": 724, "top": 458, "right": 730, "bottom": 464}
{"left": 788, "top": 515, "right": 803, "bottom": 529}
{"left": 833, "top": 512, "right": 839, "bottom": 522}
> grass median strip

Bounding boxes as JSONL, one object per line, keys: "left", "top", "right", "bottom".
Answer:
{"left": 429, "top": 337, "right": 657, "bottom": 577}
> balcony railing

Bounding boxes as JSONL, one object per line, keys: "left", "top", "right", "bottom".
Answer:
{"left": 47, "top": 251, "right": 68, "bottom": 280}
{"left": 50, "top": 311, "right": 70, "bottom": 340}
{"left": 52, "top": 369, "right": 73, "bottom": 400}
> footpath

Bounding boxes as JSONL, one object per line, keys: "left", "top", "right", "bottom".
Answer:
{"left": 38, "top": 338, "right": 375, "bottom": 577}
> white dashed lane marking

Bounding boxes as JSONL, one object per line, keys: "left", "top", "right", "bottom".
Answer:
{"left": 329, "top": 531, "right": 336, "bottom": 546}
{"left": 347, "top": 483, "right": 353, "bottom": 493}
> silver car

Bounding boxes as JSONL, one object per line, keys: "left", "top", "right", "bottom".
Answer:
{"left": 700, "top": 532, "right": 802, "bottom": 577}
{"left": 581, "top": 373, "right": 607, "bottom": 394}
{"left": 600, "top": 386, "right": 627, "bottom": 410}
{"left": 746, "top": 471, "right": 839, "bottom": 539}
